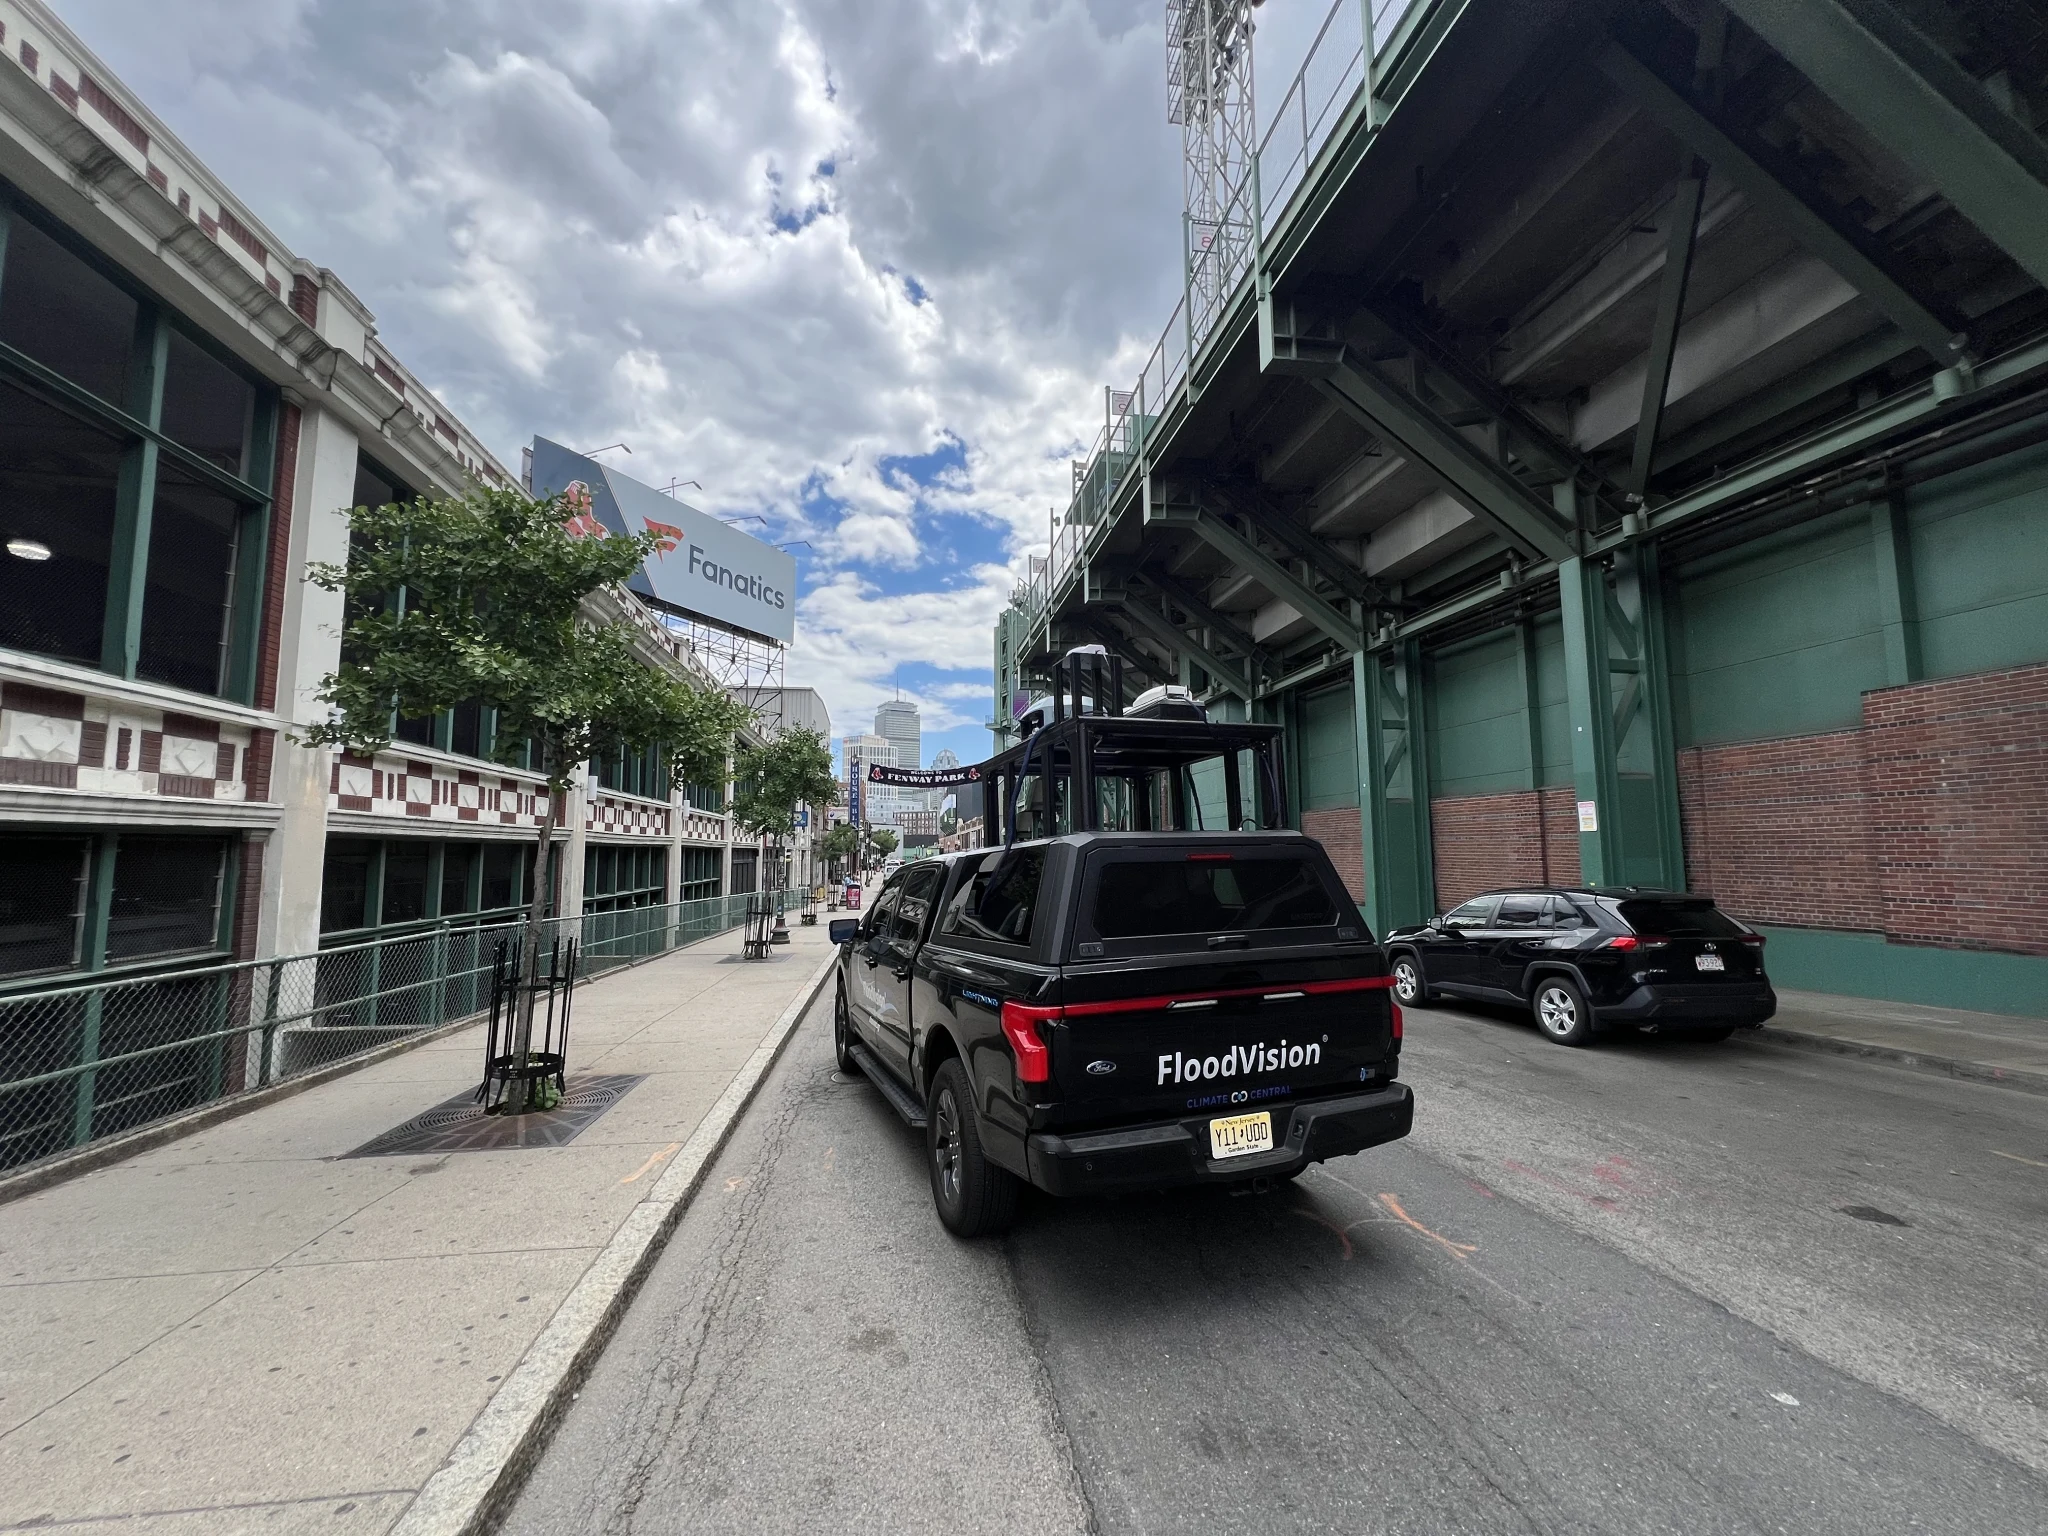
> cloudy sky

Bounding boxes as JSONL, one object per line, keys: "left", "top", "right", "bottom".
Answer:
{"left": 62, "top": 0, "right": 1344, "bottom": 769}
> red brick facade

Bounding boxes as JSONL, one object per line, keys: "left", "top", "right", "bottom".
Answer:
{"left": 1423, "top": 662, "right": 2048, "bottom": 957}
{"left": 1427, "top": 788, "right": 1582, "bottom": 910}
{"left": 1303, "top": 807, "right": 1364, "bottom": 901}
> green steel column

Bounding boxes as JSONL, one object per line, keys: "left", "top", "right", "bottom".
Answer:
{"left": 1559, "top": 556, "right": 1623, "bottom": 885}
{"left": 1516, "top": 619, "right": 1543, "bottom": 792}
{"left": 1352, "top": 651, "right": 1389, "bottom": 932}
{"left": 1398, "top": 639, "right": 1437, "bottom": 920}
{"left": 101, "top": 314, "right": 169, "bottom": 679}
{"left": 1871, "top": 489, "right": 1923, "bottom": 686}
{"left": 71, "top": 837, "right": 119, "bottom": 1146}
{"left": 1633, "top": 544, "right": 1688, "bottom": 889}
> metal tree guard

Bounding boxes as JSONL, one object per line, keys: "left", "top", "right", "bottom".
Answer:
{"left": 479, "top": 935, "right": 579, "bottom": 1113}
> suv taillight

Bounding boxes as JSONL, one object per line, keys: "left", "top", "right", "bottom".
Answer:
{"left": 1000, "top": 1002, "right": 1058, "bottom": 1083}
{"left": 1601, "top": 934, "right": 1640, "bottom": 951}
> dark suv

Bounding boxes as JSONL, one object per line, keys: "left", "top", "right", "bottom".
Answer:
{"left": 1383, "top": 888, "right": 1775, "bottom": 1046}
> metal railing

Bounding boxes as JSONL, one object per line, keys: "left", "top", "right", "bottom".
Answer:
{"left": 1009, "top": 0, "right": 1423, "bottom": 627}
{"left": 0, "top": 889, "right": 785, "bottom": 1174}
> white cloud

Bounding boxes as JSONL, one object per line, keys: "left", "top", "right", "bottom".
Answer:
{"left": 60, "top": 0, "right": 1215, "bottom": 751}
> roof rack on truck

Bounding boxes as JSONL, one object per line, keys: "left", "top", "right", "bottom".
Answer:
{"left": 978, "top": 645, "right": 1288, "bottom": 842}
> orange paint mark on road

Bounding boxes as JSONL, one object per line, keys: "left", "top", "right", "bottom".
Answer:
{"left": 724, "top": 1175, "right": 753, "bottom": 1192}
{"left": 1502, "top": 1157, "right": 1618, "bottom": 1209}
{"left": 1377, "top": 1193, "right": 1477, "bottom": 1260}
{"left": 620, "top": 1142, "right": 682, "bottom": 1185}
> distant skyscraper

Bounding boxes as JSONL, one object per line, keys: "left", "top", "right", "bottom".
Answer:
{"left": 927, "top": 748, "right": 961, "bottom": 813}
{"left": 875, "top": 700, "right": 921, "bottom": 774}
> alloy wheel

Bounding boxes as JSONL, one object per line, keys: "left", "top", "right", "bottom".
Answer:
{"left": 932, "top": 1087, "right": 963, "bottom": 1205}
{"left": 1393, "top": 960, "right": 1421, "bottom": 1004}
{"left": 1537, "top": 986, "right": 1577, "bottom": 1038}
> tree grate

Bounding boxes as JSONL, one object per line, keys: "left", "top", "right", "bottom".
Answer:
{"left": 344, "top": 1074, "right": 646, "bottom": 1157}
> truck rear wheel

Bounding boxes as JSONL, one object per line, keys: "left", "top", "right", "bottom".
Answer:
{"left": 927, "top": 1059, "right": 1020, "bottom": 1238}
{"left": 833, "top": 985, "right": 860, "bottom": 1074}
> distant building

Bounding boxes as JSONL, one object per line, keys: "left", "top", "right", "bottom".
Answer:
{"left": 741, "top": 687, "right": 832, "bottom": 740}
{"left": 874, "top": 700, "right": 921, "bottom": 781}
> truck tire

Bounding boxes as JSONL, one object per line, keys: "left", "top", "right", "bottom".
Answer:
{"left": 926, "top": 1058, "right": 1020, "bottom": 1238}
{"left": 833, "top": 984, "right": 860, "bottom": 1074}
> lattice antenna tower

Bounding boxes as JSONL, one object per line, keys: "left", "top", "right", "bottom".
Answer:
{"left": 1167, "top": 0, "right": 1259, "bottom": 334}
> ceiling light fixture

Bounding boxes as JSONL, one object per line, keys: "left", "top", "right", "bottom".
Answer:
{"left": 6, "top": 538, "right": 52, "bottom": 562}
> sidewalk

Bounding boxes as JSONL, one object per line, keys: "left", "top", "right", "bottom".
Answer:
{"left": 1758, "top": 989, "right": 2048, "bottom": 1095}
{"left": 0, "top": 919, "right": 837, "bottom": 1534}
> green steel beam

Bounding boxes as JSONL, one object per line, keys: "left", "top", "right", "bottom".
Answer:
{"left": 1558, "top": 557, "right": 1623, "bottom": 885}
{"left": 1356, "top": 642, "right": 1436, "bottom": 932}
{"left": 1109, "top": 595, "right": 1255, "bottom": 701}
{"left": 1202, "top": 480, "right": 1379, "bottom": 606}
{"left": 1597, "top": 36, "right": 1966, "bottom": 365}
{"left": 1721, "top": 0, "right": 2048, "bottom": 293}
{"left": 1870, "top": 485, "right": 1923, "bottom": 685}
{"left": 1621, "top": 544, "right": 1687, "bottom": 888}
{"left": 1074, "top": 614, "right": 1174, "bottom": 688}
{"left": 1145, "top": 500, "right": 1363, "bottom": 652}
{"left": 1138, "top": 568, "right": 1270, "bottom": 669}
{"left": 1631, "top": 174, "right": 1705, "bottom": 498}
{"left": 1311, "top": 354, "right": 1579, "bottom": 564}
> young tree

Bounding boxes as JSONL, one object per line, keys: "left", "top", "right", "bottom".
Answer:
{"left": 866, "top": 826, "right": 899, "bottom": 860}
{"left": 304, "top": 484, "right": 749, "bottom": 1105}
{"left": 730, "top": 727, "right": 839, "bottom": 888}
{"left": 820, "top": 820, "right": 860, "bottom": 878}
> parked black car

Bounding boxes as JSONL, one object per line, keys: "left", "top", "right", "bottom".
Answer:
{"left": 828, "top": 833, "right": 1413, "bottom": 1237}
{"left": 1383, "top": 888, "right": 1775, "bottom": 1046}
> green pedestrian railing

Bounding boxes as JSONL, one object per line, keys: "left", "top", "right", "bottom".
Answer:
{"left": 0, "top": 890, "right": 785, "bottom": 1175}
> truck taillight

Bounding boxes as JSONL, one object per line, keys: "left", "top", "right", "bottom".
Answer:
{"left": 1390, "top": 1001, "right": 1403, "bottom": 1041}
{"left": 1000, "top": 1002, "right": 1059, "bottom": 1083}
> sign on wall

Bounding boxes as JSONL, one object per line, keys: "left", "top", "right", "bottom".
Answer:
{"left": 527, "top": 436, "right": 797, "bottom": 645}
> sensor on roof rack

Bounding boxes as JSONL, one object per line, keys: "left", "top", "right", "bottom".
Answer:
{"left": 1126, "top": 684, "right": 1208, "bottom": 723}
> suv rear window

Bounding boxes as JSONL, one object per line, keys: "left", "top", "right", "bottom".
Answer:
{"left": 1618, "top": 899, "right": 1748, "bottom": 939}
{"left": 937, "top": 848, "right": 1045, "bottom": 946}
{"left": 1092, "top": 854, "right": 1339, "bottom": 939}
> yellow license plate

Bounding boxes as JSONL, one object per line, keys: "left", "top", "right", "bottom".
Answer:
{"left": 1209, "top": 1110, "right": 1273, "bottom": 1161}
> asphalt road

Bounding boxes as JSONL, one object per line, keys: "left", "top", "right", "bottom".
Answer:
{"left": 504, "top": 994, "right": 2048, "bottom": 1535}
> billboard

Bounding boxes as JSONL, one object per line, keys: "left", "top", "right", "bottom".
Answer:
{"left": 527, "top": 436, "right": 797, "bottom": 644}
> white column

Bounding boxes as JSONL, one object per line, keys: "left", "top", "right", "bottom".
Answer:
{"left": 256, "top": 401, "right": 360, "bottom": 963}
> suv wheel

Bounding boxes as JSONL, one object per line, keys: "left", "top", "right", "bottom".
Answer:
{"left": 1532, "top": 976, "right": 1595, "bottom": 1047}
{"left": 926, "top": 1058, "right": 1020, "bottom": 1238}
{"left": 833, "top": 985, "right": 860, "bottom": 1074}
{"left": 1391, "top": 954, "right": 1433, "bottom": 1007}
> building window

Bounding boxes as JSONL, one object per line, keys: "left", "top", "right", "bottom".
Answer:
{"left": 0, "top": 836, "right": 90, "bottom": 978}
{"left": 584, "top": 844, "right": 666, "bottom": 914}
{"left": 319, "top": 837, "right": 536, "bottom": 939}
{"left": 730, "top": 848, "right": 758, "bottom": 896}
{"left": 0, "top": 210, "right": 138, "bottom": 406}
{"left": 683, "top": 779, "right": 725, "bottom": 812}
{"left": 105, "top": 835, "right": 227, "bottom": 963}
{"left": 597, "top": 743, "right": 668, "bottom": 801}
{"left": 139, "top": 461, "right": 245, "bottom": 695}
{"left": 0, "top": 193, "right": 274, "bottom": 702}
{"left": 679, "top": 847, "right": 721, "bottom": 903}
{"left": 0, "top": 382, "right": 123, "bottom": 665}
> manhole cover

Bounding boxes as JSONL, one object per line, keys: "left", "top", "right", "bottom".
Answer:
{"left": 345, "top": 1074, "right": 646, "bottom": 1157}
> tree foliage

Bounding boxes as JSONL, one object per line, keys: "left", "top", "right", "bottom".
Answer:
{"left": 866, "top": 826, "right": 899, "bottom": 857}
{"left": 731, "top": 726, "right": 838, "bottom": 838}
{"left": 820, "top": 822, "right": 861, "bottom": 863}
{"left": 302, "top": 486, "right": 747, "bottom": 792}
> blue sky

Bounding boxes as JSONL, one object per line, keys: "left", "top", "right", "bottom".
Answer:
{"left": 57, "top": 0, "right": 1354, "bottom": 773}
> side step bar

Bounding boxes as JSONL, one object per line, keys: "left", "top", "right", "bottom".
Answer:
{"left": 847, "top": 1042, "right": 927, "bottom": 1130}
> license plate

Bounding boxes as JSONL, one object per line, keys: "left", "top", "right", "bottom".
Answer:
{"left": 1695, "top": 953, "right": 1725, "bottom": 972}
{"left": 1209, "top": 1111, "right": 1273, "bottom": 1161}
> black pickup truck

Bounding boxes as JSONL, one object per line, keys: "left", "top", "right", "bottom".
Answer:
{"left": 828, "top": 831, "right": 1413, "bottom": 1236}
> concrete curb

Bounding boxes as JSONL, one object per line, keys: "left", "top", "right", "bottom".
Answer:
{"left": 386, "top": 948, "right": 840, "bottom": 1536}
{"left": 1752, "top": 1024, "right": 2048, "bottom": 1098}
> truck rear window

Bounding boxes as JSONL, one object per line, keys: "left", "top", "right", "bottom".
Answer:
{"left": 1618, "top": 899, "right": 1748, "bottom": 938}
{"left": 1092, "top": 855, "right": 1338, "bottom": 938}
{"left": 937, "top": 848, "right": 1044, "bottom": 946}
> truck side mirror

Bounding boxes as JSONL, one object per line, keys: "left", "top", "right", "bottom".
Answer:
{"left": 828, "top": 919, "right": 860, "bottom": 945}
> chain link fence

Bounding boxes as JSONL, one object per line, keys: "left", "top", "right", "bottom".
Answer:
{"left": 0, "top": 889, "right": 785, "bottom": 1175}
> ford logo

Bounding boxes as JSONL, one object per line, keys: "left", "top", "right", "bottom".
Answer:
{"left": 1085, "top": 1060, "right": 1117, "bottom": 1076}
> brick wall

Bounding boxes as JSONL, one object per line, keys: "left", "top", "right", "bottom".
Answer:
{"left": 1302, "top": 807, "right": 1364, "bottom": 902}
{"left": 1863, "top": 663, "right": 2048, "bottom": 956}
{"left": 1427, "top": 787, "right": 1582, "bottom": 909}
{"left": 1675, "top": 730, "right": 1882, "bottom": 932}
